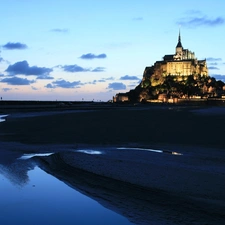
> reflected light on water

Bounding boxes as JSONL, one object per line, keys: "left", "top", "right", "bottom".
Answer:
{"left": 172, "top": 151, "right": 182, "bottom": 155}
{"left": 118, "top": 147, "right": 163, "bottom": 153}
{"left": 0, "top": 167, "right": 134, "bottom": 225}
{"left": 117, "top": 147, "right": 183, "bottom": 155}
{"left": 0, "top": 114, "right": 8, "bottom": 123}
{"left": 76, "top": 150, "right": 103, "bottom": 155}
{"left": 18, "top": 153, "right": 53, "bottom": 160}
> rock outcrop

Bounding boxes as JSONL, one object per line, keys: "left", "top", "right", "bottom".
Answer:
{"left": 114, "top": 31, "right": 225, "bottom": 103}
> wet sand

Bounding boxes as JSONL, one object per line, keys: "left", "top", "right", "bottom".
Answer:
{"left": 33, "top": 148, "right": 225, "bottom": 225}
{"left": 1, "top": 105, "right": 225, "bottom": 224}
{"left": 1, "top": 105, "right": 225, "bottom": 148}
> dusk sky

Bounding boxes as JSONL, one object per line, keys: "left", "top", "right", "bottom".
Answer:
{"left": 0, "top": 0, "right": 225, "bottom": 101}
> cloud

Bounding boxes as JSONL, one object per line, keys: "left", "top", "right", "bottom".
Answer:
{"left": 94, "top": 79, "right": 106, "bottom": 83}
{"left": 1, "top": 76, "right": 35, "bottom": 85}
{"left": 97, "top": 79, "right": 106, "bottom": 82}
{"left": 80, "top": 53, "right": 107, "bottom": 60}
{"left": 89, "top": 77, "right": 115, "bottom": 85}
{"left": 0, "top": 57, "right": 9, "bottom": 64}
{"left": 177, "top": 16, "right": 224, "bottom": 28}
{"left": 0, "top": 74, "right": 4, "bottom": 77}
{"left": 46, "top": 79, "right": 82, "bottom": 89}
{"left": 132, "top": 17, "right": 143, "bottom": 21}
{"left": 45, "top": 83, "right": 55, "bottom": 89}
{"left": 120, "top": 75, "right": 140, "bottom": 80}
{"left": 103, "top": 76, "right": 114, "bottom": 81}
{"left": 61, "top": 64, "right": 89, "bottom": 72}
{"left": 208, "top": 66, "right": 219, "bottom": 70}
{"left": 208, "top": 62, "right": 218, "bottom": 66}
{"left": 107, "top": 82, "right": 126, "bottom": 90}
{"left": 211, "top": 74, "right": 225, "bottom": 82}
{"left": 5, "top": 61, "right": 53, "bottom": 76}
{"left": 2, "top": 42, "right": 28, "bottom": 50}
{"left": 36, "top": 75, "right": 54, "bottom": 80}
{"left": 61, "top": 64, "right": 105, "bottom": 73}
{"left": 50, "top": 28, "right": 69, "bottom": 33}
{"left": 89, "top": 79, "right": 106, "bottom": 85}
{"left": 91, "top": 67, "right": 105, "bottom": 72}
{"left": 128, "top": 84, "right": 137, "bottom": 88}
{"left": 206, "top": 57, "right": 222, "bottom": 61}
{"left": 31, "top": 86, "right": 38, "bottom": 90}
{"left": 2, "top": 88, "right": 11, "bottom": 92}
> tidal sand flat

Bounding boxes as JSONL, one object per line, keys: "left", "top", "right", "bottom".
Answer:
{"left": 1, "top": 105, "right": 225, "bottom": 224}
{"left": 1, "top": 105, "right": 225, "bottom": 148}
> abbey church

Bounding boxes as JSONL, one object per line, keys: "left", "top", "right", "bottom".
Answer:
{"left": 113, "top": 31, "right": 225, "bottom": 103}
{"left": 151, "top": 31, "right": 208, "bottom": 78}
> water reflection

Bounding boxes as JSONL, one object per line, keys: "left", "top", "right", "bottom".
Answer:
{"left": 33, "top": 154, "right": 159, "bottom": 225}
{"left": 18, "top": 153, "right": 53, "bottom": 160}
{"left": 0, "top": 114, "right": 8, "bottom": 123}
{"left": 0, "top": 167, "right": 133, "bottom": 225}
{"left": 31, "top": 152, "right": 223, "bottom": 225}
{"left": 117, "top": 147, "right": 183, "bottom": 155}
{"left": 76, "top": 150, "right": 103, "bottom": 154}
{"left": 0, "top": 149, "right": 223, "bottom": 225}
{"left": 0, "top": 159, "right": 35, "bottom": 186}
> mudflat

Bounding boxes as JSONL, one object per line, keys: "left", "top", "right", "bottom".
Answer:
{"left": 1, "top": 104, "right": 225, "bottom": 224}
{"left": 1, "top": 105, "right": 225, "bottom": 148}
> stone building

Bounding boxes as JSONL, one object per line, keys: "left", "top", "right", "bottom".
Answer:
{"left": 113, "top": 31, "right": 218, "bottom": 103}
{"left": 113, "top": 93, "right": 129, "bottom": 102}
{"left": 145, "top": 31, "right": 208, "bottom": 79}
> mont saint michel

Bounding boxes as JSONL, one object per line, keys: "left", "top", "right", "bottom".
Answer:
{"left": 114, "top": 31, "right": 225, "bottom": 103}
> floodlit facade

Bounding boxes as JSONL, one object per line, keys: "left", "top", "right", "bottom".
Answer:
{"left": 147, "top": 31, "right": 208, "bottom": 78}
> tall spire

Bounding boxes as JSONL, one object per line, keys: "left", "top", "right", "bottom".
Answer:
{"left": 176, "top": 29, "right": 183, "bottom": 48}
{"left": 178, "top": 29, "right": 181, "bottom": 42}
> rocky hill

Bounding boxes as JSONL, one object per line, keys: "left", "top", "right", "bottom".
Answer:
{"left": 126, "top": 69, "right": 225, "bottom": 102}
{"left": 114, "top": 31, "right": 225, "bottom": 103}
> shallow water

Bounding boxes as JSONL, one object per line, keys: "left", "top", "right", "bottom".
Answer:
{"left": 0, "top": 165, "right": 134, "bottom": 225}
{"left": 18, "top": 153, "right": 54, "bottom": 159}
{"left": 0, "top": 148, "right": 182, "bottom": 225}
{"left": 1, "top": 146, "right": 224, "bottom": 225}
{"left": 0, "top": 115, "right": 8, "bottom": 123}
{"left": 117, "top": 147, "right": 183, "bottom": 155}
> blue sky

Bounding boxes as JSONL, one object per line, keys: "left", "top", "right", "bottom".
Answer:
{"left": 0, "top": 0, "right": 225, "bottom": 101}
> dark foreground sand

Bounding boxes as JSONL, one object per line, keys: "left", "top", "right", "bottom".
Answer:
{"left": 1, "top": 105, "right": 225, "bottom": 224}
{"left": 33, "top": 148, "right": 225, "bottom": 225}
{"left": 1, "top": 105, "right": 225, "bottom": 148}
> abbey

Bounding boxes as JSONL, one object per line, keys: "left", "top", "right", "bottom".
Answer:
{"left": 113, "top": 31, "right": 225, "bottom": 103}
{"left": 145, "top": 31, "right": 208, "bottom": 79}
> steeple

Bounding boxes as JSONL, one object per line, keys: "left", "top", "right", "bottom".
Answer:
{"left": 176, "top": 30, "right": 183, "bottom": 48}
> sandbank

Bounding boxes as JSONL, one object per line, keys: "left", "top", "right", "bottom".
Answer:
{"left": 1, "top": 105, "right": 225, "bottom": 224}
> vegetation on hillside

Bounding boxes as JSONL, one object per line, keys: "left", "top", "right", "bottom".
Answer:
{"left": 127, "top": 73, "right": 225, "bottom": 102}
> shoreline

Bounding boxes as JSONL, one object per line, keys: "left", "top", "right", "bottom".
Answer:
{"left": 1, "top": 105, "right": 225, "bottom": 161}
{"left": 1, "top": 105, "right": 225, "bottom": 224}
{"left": 32, "top": 146, "right": 225, "bottom": 225}
{"left": 33, "top": 149, "right": 225, "bottom": 225}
